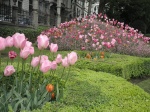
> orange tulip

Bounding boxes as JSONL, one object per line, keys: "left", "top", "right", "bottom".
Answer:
{"left": 86, "top": 53, "right": 91, "bottom": 59}
{"left": 46, "top": 84, "right": 54, "bottom": 92}
{"left": 100, "top": 55, "right": 104, "bottom": 59}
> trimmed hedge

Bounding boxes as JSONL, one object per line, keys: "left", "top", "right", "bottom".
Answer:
{"left": 20, "top": 69, "right": 150, "bottom": 112}
{"left": 75, "top": 53, "right": 150, "bottom": 79}
{"left": 0, "top": 26, "right": 48, "bottom": 42}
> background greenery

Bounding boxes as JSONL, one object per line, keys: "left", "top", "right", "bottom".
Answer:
{"left": 0, "top": 26, "right": 48, "bottom": 42}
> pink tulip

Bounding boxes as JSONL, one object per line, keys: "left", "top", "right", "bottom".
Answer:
{"left": 62, "top": 57, "right": 69, "bottom": 67}
{"left": 49, "top": 43, "right": 58, "bottom": 53}
{"left": 25, "top": 41, "right": 32, "bottom": 47}
{"left": 37, "top": 34, "right": 49, "bottom": 50}
{"left": 4, "top": 65, "right": 15, "bottom": 76}
{"left": 29, "top": 46, "right": 34, "bottom": 55}
{"left": 5, "top": 36, "right": 13, "bottom": 47}
{"left": 55, "top": 54, "right": 62, "bottom": 64}
{"left": 0, "top": 37, "right": 6, "bottom": 51}
{"left": 40, "top": 55, "right": 49, "bottom": 64}
{"left": 20, "top": 46, "right": 31, "bottom": 59}
{"left": 81, "top": 46, "right": 86, "bottom": 50}
{"left": 31, "top": 57, "right": 40, "bottom": 67}
{"left": 67, "top": 51, "right": 78, "bottom": 65}
{"left": 8, "top": 51, "right": 17, "bottom": 59}
{"left": 50, "top": 61, "right": 57, "bottom": 70}
{"left": 40, "top": 60, "right": 51, "bottom": 73}
{"left": 12, "top": 33, "right": 27, "bottom": 49}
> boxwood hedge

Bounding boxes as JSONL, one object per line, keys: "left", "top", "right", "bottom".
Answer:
{"left": 19, "top": 68, "right": 150, "bottom": 112}
{"left": 75, "top": 52, "right": 150, "bottom": 79}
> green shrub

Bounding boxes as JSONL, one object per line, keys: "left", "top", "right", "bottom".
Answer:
{"left": 75, "top": 53, "right": 150, "bottom": 79}
{"left": 20, "top": 69, "right": 150, "bottom": 112}
{"left": 0, "top": 26, "right": 48, "bottom": 42}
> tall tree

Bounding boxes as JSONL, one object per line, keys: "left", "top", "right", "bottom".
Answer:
{"left": 98, "top": 0, "right": 109, "bottom": 14}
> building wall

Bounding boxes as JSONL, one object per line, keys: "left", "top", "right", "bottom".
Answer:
{"left": 22, "top": 0, "right": 29, "bottom": 11}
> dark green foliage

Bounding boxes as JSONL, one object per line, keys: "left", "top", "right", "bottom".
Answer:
{"left": 130, "top": 20, "right": 147, "bottom": 34}
{"left": 0, "top": 26, "right": 48, "bottom": 42}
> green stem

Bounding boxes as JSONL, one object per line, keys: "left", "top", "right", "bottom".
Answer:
{"left": 59, "top": 67, "right": 65, "bottom": 81}
{"left": 28, "top": 55, "right": 33, "bottom": 72}
{"left": 17, "top": 57, "right": 20, "bottom": 73}
{"left": 64, "top": 66, "right": 71, "bottom": 86}
{"left": 36, "top": 50, "right": 42, "bottom": 73}
{"left": 0, "top": 52, "right": 1, "bottom": 73}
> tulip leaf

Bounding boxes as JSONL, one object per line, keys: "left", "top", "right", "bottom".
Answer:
{"left": 14, "top": 98, "right": 26, "bottom": 112}
{"left": 34, "top": 91, "right": 38, "bottom": 106}
{"left": 56, "top": 82, "right": 60, "bottom": 101}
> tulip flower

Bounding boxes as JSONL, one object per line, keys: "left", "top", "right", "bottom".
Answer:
{"left": 31, "top": 57, "right": 40, "bottom": 68}
{"left": 50, "top": 43, "right": 58, "bottom": 53}
{"left": 40, "top": 60, "right": 51, "bottom": 73}
{"left": 40, "top": 55, "right": 49, "bottom": 64}
{"left": 5, "top": 36, "right": 14, "bottom": 47}
{"left": 0, "top": 37, "right": 6, "bottom": 51}
{"left": 62, "top": 57, "right": 69, "bottom": 67}
{"left": 55, "top": 54, "right": 62, "bottom": 64}
{"left": 20, "top": 46, "right": 31, "bottom": 59}
{"left": 4, "top": 65, "right": 15, "bottom": 76}
{"left": 50, "top": 61, "right": 57, "bottom": 70}
{"left": 37, "top": 34, "right": 49, "bottom": 50}
{"left": 67, "top": 51, "right": 78, "bottom": 65}
{"left": 12, "top": 33, "right": 27, "bottom": 49}
{"left": 8, "top": 51, "right": 17, "bottom": 59}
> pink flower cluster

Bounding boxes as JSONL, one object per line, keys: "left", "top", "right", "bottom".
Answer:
{"left": 1, "top": 33, "right": 78, "bottom": 76}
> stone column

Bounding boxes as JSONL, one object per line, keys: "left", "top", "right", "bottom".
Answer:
{"left": 12, "top": 5, "right": 18, "bottom": 24}
{"left": 67, "top": 0, "right": 71, "bottom": 11}
{"left": 32, "top": 0, "right": 39, "bottom": 28}
{"left": 45, "top": 1, "right": 50, "bottom": 26}
{"left": 57, "top": 0, "right": 61, "bottom": 26}
{"left": 81, "top": 0, "right": 85, "bottom": 17}
{"left": 88, "top": 0, "right": 92, "bottom": 15}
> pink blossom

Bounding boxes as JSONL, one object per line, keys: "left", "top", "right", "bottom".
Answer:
{"left": 100, "top": 34, "right": 104, "bottom": 39}
{"left": 0, "top": 37, "right": 6, "bottom": 51}
{"left": 81, "top": 46, "right": 86, "bottom": 50}
{"left": 5, "top": 36, "right": 13, "bottom": 47}
{"left": 40, "top": 60, "right": 51, "bottom": 73}
{"left": 29, "top": 46, "right": 34, "bottom": 55}
{"left": 49, "top": 43, "right": 58, "bottom": 53}
{"left": 25, "top": 41, "right": 32, "bottom": 47}
{"left": 31, "top": 57, "right": 40, "bottom": 67}
{"left": 8, "top": 51, "right": 17, "bottom": 59}
{"left": 67, "top": 51, "right": 78, "bottom": 65}
{"left": 12, "top": 33, "right": 27, "bottom": 49}
{"left": 62, "top": 57, "right": 69, "bottom": 67}
{"left": 55, "top": 54, "right": 62, "bottom": 64}
{"left": 111, "top": 38, "right": 116, "bottom": 45}
{"left": 4, "top": 65, "right": 15, "bottom": 76}
{"left": 37, "top": 34, "right": 49, "bottom": 50}
{"left": 50, "top": 61, "right": 57, "bottom": 70}
{"left": 20, "top": 46, "right": 31, "bottom": 59}
{"left": 40, "top": 55, "right": 49, "bottom": 64}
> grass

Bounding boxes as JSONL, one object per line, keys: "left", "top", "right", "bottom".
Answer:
{"left": 137, "top": 78, "right": 150, "bottom": 94}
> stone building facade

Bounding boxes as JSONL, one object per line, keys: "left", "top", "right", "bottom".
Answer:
{"left": 0, "top": 0, "right": 99, "bottom": 28}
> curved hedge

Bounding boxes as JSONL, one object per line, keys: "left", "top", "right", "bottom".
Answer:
{"left": 21, "top": 68, "right": 150, "bottom": 112}
{"left": 75, "top": 53, "right": 150, "bottom": 79}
